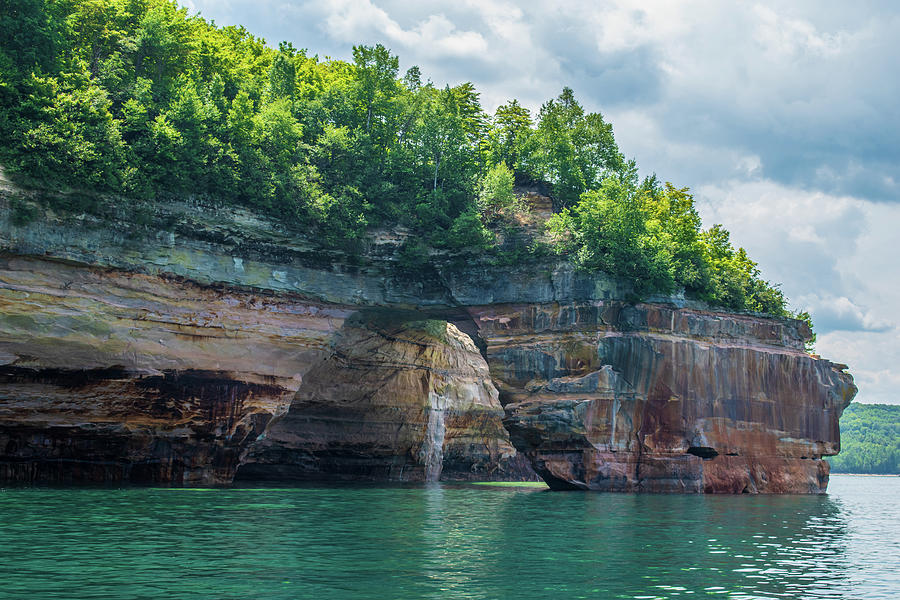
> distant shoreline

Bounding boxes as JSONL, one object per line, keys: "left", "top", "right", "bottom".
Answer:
{"left": 831, "top": 473, "right": 900, "bottom": 477}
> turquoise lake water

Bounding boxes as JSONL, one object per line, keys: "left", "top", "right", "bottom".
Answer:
{"left": 0, "top": 474, "right": 898, "bottom": 599}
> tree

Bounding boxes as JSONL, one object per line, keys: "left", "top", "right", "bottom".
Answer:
{"left": 351, "top": 43, "right": 398, "bottom": 137}
{"left": 528, "top": 87, "right": 625, "bottom": 206}
{"left": 640, "top": 183, "right": 706, "bottom": 293}
{"left": 16, "top": 69, "right": 126, "bottom": 188}
{"left": 416, "top": 85, "right": 469, "bottom": 194}
{"left": 63, "top": 0, "right": 128, "bottom": 78}
{"left": 698, "top": 225, "right": 788, "bottom": 314}
{"left": 487, "top": 99, "right": 532, "bottom": 176}
{"left": 547, "top": 176, "right": 667, "bottom": 292}
{"left": 449, "top": 82, "right": 487, "bottom": 150}
{"left": 132, "top": 1, "right": 193, "bottom": 94}
{"left": 0, "top": 0, "right": 61, "bottom": 75}
{"left": 267, "top": 42, "right": 296, "bottom": 100}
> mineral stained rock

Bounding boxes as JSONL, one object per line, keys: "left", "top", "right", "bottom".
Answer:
{"left": 471, "top": 302, "right": 857, "bottom": 493}
{"left": 0, "top": 190, "right": 856, "bottom": 491}
{"left": 237, "top": 312, "right": 526, "bottom": 482}
{"left": 0, "top": 255, "right": 348, "bottom": 483}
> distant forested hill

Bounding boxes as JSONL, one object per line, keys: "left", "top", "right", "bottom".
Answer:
{"left": 828, "top": 403, "right": 900, "bottom": 474}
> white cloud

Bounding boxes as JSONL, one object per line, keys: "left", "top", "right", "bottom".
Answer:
{"left": 585, "top": 1, "right": 691, "bottom": 54}
{"left": 319, "top": 0, "right": 489, "bottom": 58}
{"left": 460, "top": 0, "right": 525, "bottom": 41}
{"left": 817, "top": 330, "right": 900, "bottom": 405}
{"left": 793, "top": 294, "right": 892, "bottom": 333}
{"left": 694, "top": 179, "right": 866, "bottom": 297}
{"left": 752, "top": 4, "right": 849, "bottom": 59}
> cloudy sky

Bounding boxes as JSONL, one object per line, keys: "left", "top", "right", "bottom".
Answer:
{"left": 185, "top": 0, "right": 899, "bottom": 404}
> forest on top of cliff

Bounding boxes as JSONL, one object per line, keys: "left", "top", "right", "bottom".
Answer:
{"left": 0, "top": 0, "right": 799, "bottom": 319}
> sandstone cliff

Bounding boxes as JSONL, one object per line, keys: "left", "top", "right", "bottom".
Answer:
{"left": 0, "top": 186, "right": 856, "bottom": 491}
{"left": 475, "top": 302, "right": 855, "bottom": 493}
{"left": 238, "top": 312, "right": 523, "bottom": 482}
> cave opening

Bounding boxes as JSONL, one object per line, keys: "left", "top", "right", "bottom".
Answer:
{"left": 686, "top": 446, "right": 719, "bottom": 460}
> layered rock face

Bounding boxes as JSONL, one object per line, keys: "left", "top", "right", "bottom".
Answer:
{"left": 0, "top": 189, "right": 856, "bottom": 491}
{"left": 471, "top": 302, "right": 856, "bottom": 493}
{"left": 238, "top": 312, "right": 524, "bottom": 482}
{"left": 0, "top": 252, "right": 525, "bottom": 484}
{"left": 0, "top": 255, "right": 347, "bottom": 483}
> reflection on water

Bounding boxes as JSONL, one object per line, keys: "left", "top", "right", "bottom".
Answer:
{"left": 0, "top": 475, "right": 897, "bottom": 599}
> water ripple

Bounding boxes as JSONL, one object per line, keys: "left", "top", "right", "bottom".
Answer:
{"left": 0, "top": 475, "right": 897, "bottom": 599}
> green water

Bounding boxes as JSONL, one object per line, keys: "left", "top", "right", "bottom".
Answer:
{"left": 0, "top": 475, "right": 897, "bottom": 599}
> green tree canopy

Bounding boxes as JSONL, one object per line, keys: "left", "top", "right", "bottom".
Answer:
{"left": 0, "top": 0, "right": 795, "bottom": 319}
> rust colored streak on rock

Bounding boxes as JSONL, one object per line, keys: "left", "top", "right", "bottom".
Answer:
{"left": 0, "top": 366, "right": 291, "bottom": 484}
{"left": 472, "top": 302, "right": 856, "bottom": 494}
{"left": 0, "top": 257, "right": 351, "bottom": 484}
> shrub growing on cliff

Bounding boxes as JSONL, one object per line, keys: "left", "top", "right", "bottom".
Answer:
{"left": 548, "top": 177, "right": 669, "bottom": 295}
{"left": 794, "top": 310, "right": 816, "bottom": 352}
{"left": 476, "top": 162, "right": 517, "bottom": 217}
{"left": 8, "top": 193, "right": 39, "bottom": 225}
{"left": 547, "top": 176, "right": 789, "bottom": 313}
{"left": 444, "top": 209, "right": 494, "bottom": 251}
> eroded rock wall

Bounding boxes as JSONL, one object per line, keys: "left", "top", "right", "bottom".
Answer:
{"left": 0, "top": 256, "right": 529, "bottom": 484}
{"left": 0, "top": 190, "right": 855, "bottom": 491}
{"left": 468, "top": 302, "right": 856, "bottom": 493}
{"left": 238, "top": 312, "right": 526, "bottom": 482}
{"left": 0, "top": 192, "right": 621, "bottom": 485}
{"left": 0, "top": 255, "right": 349, "bottom": 483}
